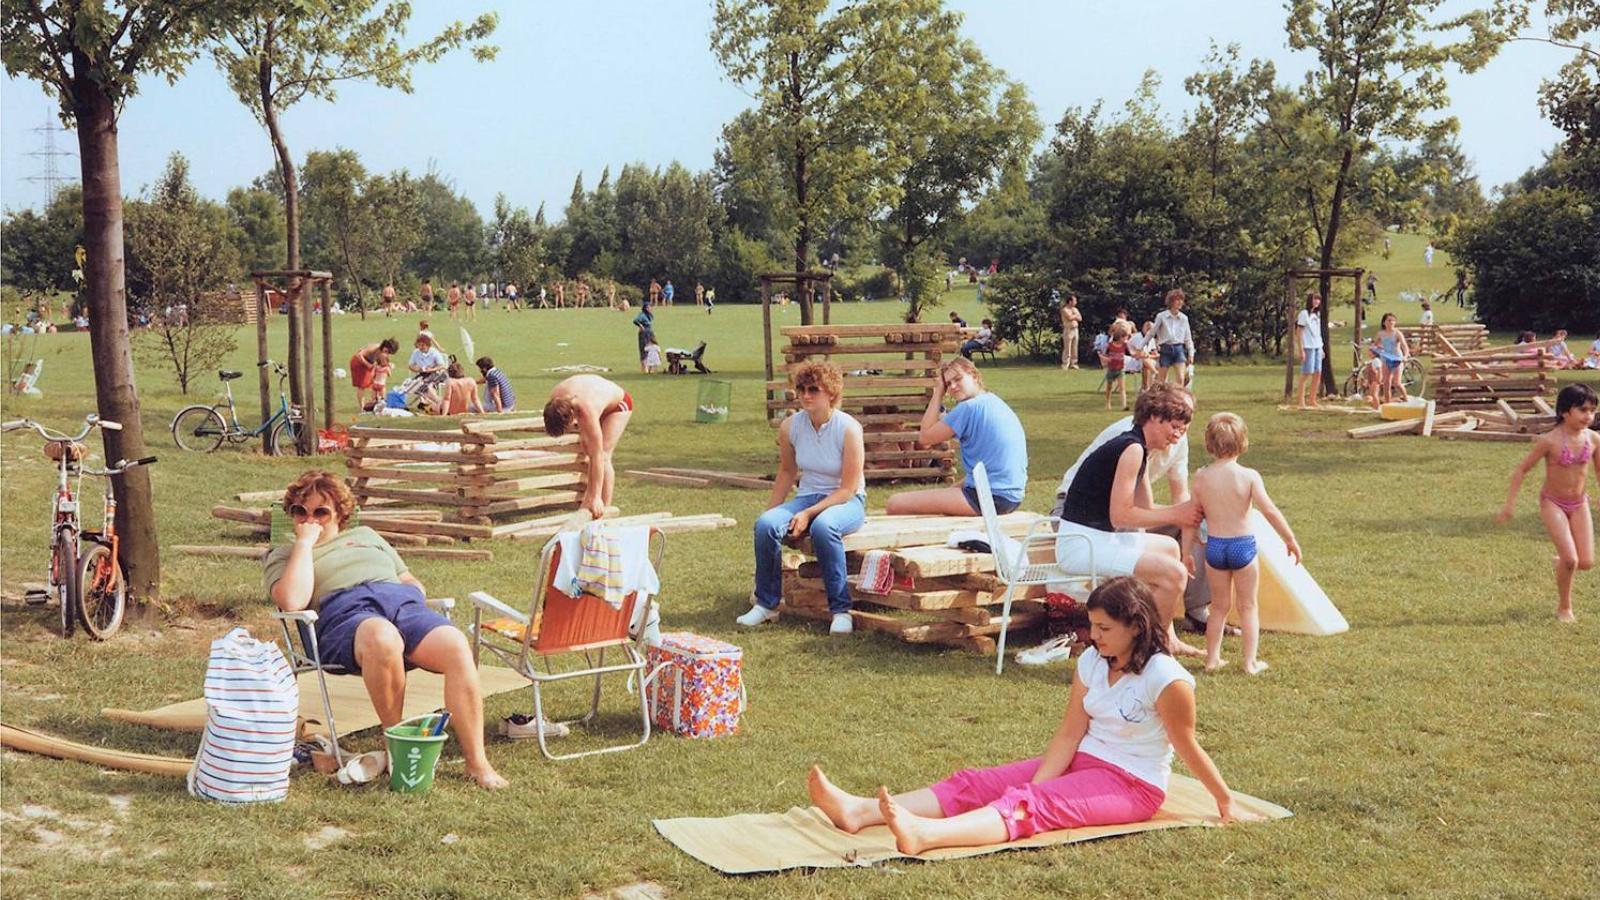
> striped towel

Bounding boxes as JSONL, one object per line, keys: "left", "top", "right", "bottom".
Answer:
{"left": 574, "top": 523, "right": 628, "bottom": 609}
{"left": 188, "top": 628, "right": 298, "bottom": 804}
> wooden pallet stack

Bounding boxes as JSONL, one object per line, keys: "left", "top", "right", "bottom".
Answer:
{"left": 182, "top": 505, "right": 497, "bottom": 561}
{"left": 777, "top": 513, "right": 1091, "bottom": 654}
{"left": 1402, "top": 323, "right": 1487, "bottom": 355}
{"left": 1431, "top": 349, "right": 1552, "bottom": 414}
{"left": 343, "top": 418, "right": 590, "bottom": 533}
{"left": 769, "top": 324, "right": 963, "bottom": 483}
{"left": 1347, "top": 396, "right": 1555, "bottom": 444}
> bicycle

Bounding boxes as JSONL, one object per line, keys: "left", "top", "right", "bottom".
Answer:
{"left": 1, "top": 414, "right": 157, "bottom": 639}
{"left": 1341, "top": 340, "right": 1425, "bottom": 400}
{"left": 170, "top": 360, "right": 303, "bottom": 455}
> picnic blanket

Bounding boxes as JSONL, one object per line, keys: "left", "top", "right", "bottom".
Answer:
{"left": 653, "top": 774, "right": 1291, "bottom": 874}
{"left": 103, "top": 666, "right": 528, "bottom": 738}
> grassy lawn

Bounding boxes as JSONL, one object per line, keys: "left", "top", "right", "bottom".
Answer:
{"left": 2, "top": 240, "right": 1597, "bottom": 898}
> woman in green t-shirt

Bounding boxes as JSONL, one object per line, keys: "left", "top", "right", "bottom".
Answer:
{"left": 264, "top": 470, "right": 507, "bottom": 789}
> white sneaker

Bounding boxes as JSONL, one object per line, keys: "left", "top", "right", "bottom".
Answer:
{"left": 499, "top": 713, "right": 569, "bottom": 740}
{"left": 1016, "top": 635, "right": 1076, "bottom": 667}
{"left": 736, "top": 604, "right": 780, "bottom": 627}
{"left": 829, "top": 613, "right": 854, "bottom": 635}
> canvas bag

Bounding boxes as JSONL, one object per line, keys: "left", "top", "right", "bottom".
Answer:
{"left": 644, "top": 633, "right": 745, "bottom": 738}
{"left": 187, "top": 627, "right": 298, "bottom": 803}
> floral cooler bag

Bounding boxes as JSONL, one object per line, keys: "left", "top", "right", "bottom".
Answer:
{"left": 644, "top": 633, "right": 745, "bottom": 738}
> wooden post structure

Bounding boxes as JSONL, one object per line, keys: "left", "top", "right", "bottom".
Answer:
{"left": 297, "top": 279, "right": 316, "bottom": 456}
{"left": 761, "top": 278, "right": 774, "bottom": 381}
{"left": 1281, "top": 267, "right": 1364, "bottom": 401}
{"left": 320, "top": 279, "right": 335, "bottom": 431}
{"left": 254, "top": 282, "right": 271, "bottom": 453}
{"left": 760, "top": 271, "right": 834, "bottom": 384}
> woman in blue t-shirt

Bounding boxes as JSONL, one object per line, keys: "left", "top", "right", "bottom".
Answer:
{"left": 886, "top": 357, "right": 1028, "bottom": 516}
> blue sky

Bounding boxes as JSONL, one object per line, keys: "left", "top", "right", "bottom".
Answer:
{"left": 0, "top": 1, "right": 1567, "bottom": 218}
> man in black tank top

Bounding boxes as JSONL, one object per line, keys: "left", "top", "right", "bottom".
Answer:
{"left": 1056, "top": 383, "right": 1205, "bottom": 656}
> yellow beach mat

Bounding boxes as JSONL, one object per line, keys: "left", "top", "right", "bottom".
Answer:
{"left": 1, "top": 722, "right": 193, "bottom": 777}
{"left": 653, "top": 775, "right": 1292, "bottom": 874}
{"left": 103, "top": 666, "right": 529, "bottom": 737}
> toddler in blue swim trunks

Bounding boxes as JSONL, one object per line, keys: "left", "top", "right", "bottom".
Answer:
{"left": 1188, "top": 413, "right": 1302, "bottom": 675}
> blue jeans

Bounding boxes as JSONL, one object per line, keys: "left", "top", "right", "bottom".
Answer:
{"left": 753, "top": 493, "right": 866, "bottom": 614}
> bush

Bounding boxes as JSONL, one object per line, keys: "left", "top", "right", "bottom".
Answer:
{"left": 1453, "top": 186, "right": 1600, "bottom": 333}
{"left": 833, "top": 266, "right": 896, "bottom": 303}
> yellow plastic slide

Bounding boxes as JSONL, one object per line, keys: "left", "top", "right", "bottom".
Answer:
{"left": 1222, "top": 510, "right": 1349, "bottom": 636}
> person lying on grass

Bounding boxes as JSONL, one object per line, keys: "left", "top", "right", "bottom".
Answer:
{"left": 886, "top": 357, "right": 1027, "bottom": 517}
{"left": 543, "top": 374, "right": 633, "bottom": 519}
{"left": 264, "top": 470, "right": 507, "bottom": 789}
{"left": 1496, "top": 383, "right": 1598, "bottom": 623}
{"left": 808, "top": 577, "right": 1260, "bottom": 853}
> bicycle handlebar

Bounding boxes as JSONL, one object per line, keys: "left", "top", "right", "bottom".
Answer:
{"left": 1, "top": 419, "right": 26, "bottom": 431}
{"left": 4, "top": 414, "right": 121, "bottom": 443}
{"left": 100, "top": 419, "right": 122, "bottom": 431}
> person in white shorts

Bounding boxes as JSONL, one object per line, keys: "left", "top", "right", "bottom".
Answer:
{"left": 1055, "top": 382, "right": 1204, "bottom": 656}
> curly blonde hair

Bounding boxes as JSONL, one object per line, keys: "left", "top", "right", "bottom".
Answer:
{"left": 282, "top": 470, "right": 357, "bottom": 525}
{"left": 791, "top": 361, "right": 844, "bottom": 407}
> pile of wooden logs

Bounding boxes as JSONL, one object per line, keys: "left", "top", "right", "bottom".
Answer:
{"left": 1431, "top": 348, "right": 1553, "bottom": 414}
{"left": 344, "top": 418, "right": 590, "bottom": 532}
{"left": 768, "top": 324, "right": 965, "bottom": 483}
{"left": 1402, "top": 323, "right": 1488, "bottom": 355}
{"left": 777, "top": 513, "right": 1092, "bottom": 654}
{"left": 1348, "top": 397, "right": 1555, "bottom": 443}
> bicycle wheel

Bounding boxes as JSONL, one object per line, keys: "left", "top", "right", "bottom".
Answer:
{"left": 172, "top": 405, "right": 226, "bottom": 452}
{"left": 53, "top": 530, "right": 77, "bottom": 638}
{"left": 1342, "top": 370, "right": 1361, "bottom": 400}
{"left": 77, "top": 540, "right": 126, "bottom": 639}
{"left": 268, "top": 417, "right": 305, "bottom": 457}
{"left": 1402, "top": 358, "right": 1426, "bottom": 395}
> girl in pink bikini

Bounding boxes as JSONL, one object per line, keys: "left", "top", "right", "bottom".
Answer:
{"left": 1497, "top": 384, "right": 1598, "bottom": 622}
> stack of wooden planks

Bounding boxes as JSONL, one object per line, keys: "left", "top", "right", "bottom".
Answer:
{"left": 777, "top": 513, "right": 1091, "bottom": 654}
{"left": 1347, "top": 397, "right": 1555, "bottom": 443}
{"left": 196, "top": 505, "right": 496, "bottom": 560}
{"left": 344, "top": 418, "right": 590, "bottom": 529}
{"left": 768, "top": 323, "right": 965, "bottom": 483}
{"left": 1402, "top": 323, "right": 1487, "bottom": 355}
{"left": 1430, "top": 348, "right": 1553, "bottom": 414}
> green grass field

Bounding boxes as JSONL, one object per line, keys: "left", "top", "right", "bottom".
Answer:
{"left": 2, "top": 240, "right": 1597, "bottom": 898}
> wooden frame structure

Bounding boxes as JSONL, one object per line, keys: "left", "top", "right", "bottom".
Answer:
{"left": 1281, "top": 267, "right": 1363, "bottom": 399}
{"left": 251, "top": 269, "right": 335, "bottom": 456}
{"left": 759, "top": 271, "right": 833, "bottom": 381}
{"left": 769, "top": 323, "right": 962, "bottom": 482}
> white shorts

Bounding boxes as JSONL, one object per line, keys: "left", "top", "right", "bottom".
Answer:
{"left": 1055, "top": 521, "right": 1144, "bottom": 579}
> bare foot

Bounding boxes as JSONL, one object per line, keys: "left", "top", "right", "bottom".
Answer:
{"left": 878, "top": 787, "right": 927, "bottom": 855}
{"left": 1204, "top": 658, "right": 1229, "bottom": 673}
{"left": 1244, "top": 659, "right": 1270, "bottom": 676}
{"left": 1557, "top": 609, "right": 1577, "bottom": 623}
{"left": 1170, "top": 636, "right": 1207, "bottom": 658}
{"left": 465, "top": 762, "right": 509, "bottom": 789}
{"left": 809, "top": 766, "right": 876, "bottom": 833}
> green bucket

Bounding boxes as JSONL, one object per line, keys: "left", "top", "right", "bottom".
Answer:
{"left": 695, "top": 379, "right": 732, "bottom": 423}
{"left": 384, "top": 714, "right": 448, "bottom": 794}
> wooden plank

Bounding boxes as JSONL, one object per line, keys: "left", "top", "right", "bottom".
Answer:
{"left": 359, "top": 509, "right": 446, "bottom": 522}
{"left": 796, "top": 512, "right": 1043, "bottom": 554}
{"left": 1532, "top": 396, "right": 1555, "bottom": 417}
{"left": 371, "top": 530, "right": 428, "bottom": 546}
{"left": 399, "top": 547, "right": 495, "bottom": 561}
{"left": 473, "top": 492, "right": 586, "bottom": 517}
{"left": 492, "top": 434, "right": 581, "bottom": 455}
{"left": 1420, "top": 400, "right": 1438, "bottom": 437}
{"left": 1496, "top": 399, "right": 1520, "bottom": 423}
{"left": 626, "top": 470, "right": 712, "bottom": 487}
{"left": 502, "top": 512, "right": 735, "bottom": 542}
{"left": 863, "top": 466, "right": 958, "bottom": 480}
{"left": 347, "top": 466, "right": 495, "bottom": 486}
{"left": 235, "top": 489, "right": 286, "bottom": 502}
{"left": 345, "top": 446, "right": 488, "bottom": 464}
{"left": 766, "top": 376, "right": 933, "bottom": 391}
{"left": 355, "top": 517, "right": 493, "bottom": 540}
{"left": 211, "top": 505, "right": 269, "bottom": 526}
{"left": 486, "top": 471, "right": 586, "bottom": 493}
{"left": 460, "top": 415, "right": 546, "bottom": 434}
{"left": 352, "top": 485, "right": 480, "bottom": 507}
{"left": 788, "top": 573, "right": 992, "bottom": 609}
{"left": 781, "top": 323, "right": 964, "bottom": 338}
{"left": 347, "top": 425, "right": 495, "bottom": 444}
{"left": 864, "top": 449, "right": 956, "bottom": 462}
{"left": 1347, "top": 418, "right": 1424, "bottom": 439}
{"left": 651, "top": 468, "right": 775, "bottom": 490}
{"left": 1436, "top": 428, "right": 1536, "bottom": 443}
{"left": 477, "top": 456, "right": 588, "bottom": 474}
{"left": 782, "top": 342, "right": 957, "bottom": 356}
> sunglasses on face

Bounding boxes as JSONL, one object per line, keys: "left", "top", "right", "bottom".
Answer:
{"left": 797, "top": 384, "right": 825, "bottom": 395}
{"left": 288, "top": 504, "right": 334, "bottom": 521}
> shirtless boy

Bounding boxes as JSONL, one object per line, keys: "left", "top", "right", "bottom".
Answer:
{"left": 543, "top": 375, "right": 633, "bottom": 519}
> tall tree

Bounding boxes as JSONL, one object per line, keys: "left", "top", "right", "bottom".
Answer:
{"left": 1, "top": 1, "right": 240, "bottom": 603}
{"left": 211, "top": 1, "right": 496, "bottom": 272}
{"left": 225, "top": 185, "right": 286, "bottom": 272}
{"left": 712, "top": 0, "right": 939, "bottom": 323}
{"left": 407, "top": 171, "right": 486, "bottom": 283}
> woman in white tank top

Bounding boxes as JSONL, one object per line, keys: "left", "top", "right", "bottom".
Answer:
{"left": 737, "top": 362, "right": 867, "bottom": 635}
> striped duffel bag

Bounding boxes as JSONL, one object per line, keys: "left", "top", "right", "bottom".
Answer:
{"left": 187, "top": 627, "right": 298, "bottom": 803}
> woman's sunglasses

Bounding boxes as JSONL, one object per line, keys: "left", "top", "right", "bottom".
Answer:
{"left": 796, "top": 384, "right": 825, "bottom": 395}
{"left": 288, "top": 504, "right": 335, "bottom": 521}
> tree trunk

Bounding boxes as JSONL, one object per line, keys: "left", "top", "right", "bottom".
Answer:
{"left": 259, "top": 48, "right": 299, "bottom": 272}
{"left": 1317, "top": 147, "right": 1354, "bottom": 395}
{"left": 70, "top": 63, "right": 161, "bottom": 604}
{"left": 793, "top": 149, "right": 813, "bottom": 327}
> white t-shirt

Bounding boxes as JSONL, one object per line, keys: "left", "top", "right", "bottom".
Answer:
{"left": 1057, "top": 417, "right": 1189, "bottom": 498}
{"left": 1295, "top": 309, "right": 1324, "bottom": 350}
{"left": 1153, "top": 310, "right": 1192, "bottom": 348}
{"left": 1419, "top": 310, "right": 1435, "bottom": 327}
{"left": 1075, "top": 646, "right": 1194, "bottom": 789}
{"left": 1124, "top": 334, "right": 1148, "bottom": 373}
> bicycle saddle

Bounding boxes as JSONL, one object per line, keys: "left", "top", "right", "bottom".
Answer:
{"left": 44, "top": 440, "right": 86, "bottom": 462}
{"left": 219, "top": 369, "right": 243, "bottom": 381}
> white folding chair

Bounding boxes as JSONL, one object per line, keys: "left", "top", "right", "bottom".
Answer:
{"left": 972, "top": 462, "right": 1097, "bottom": 674}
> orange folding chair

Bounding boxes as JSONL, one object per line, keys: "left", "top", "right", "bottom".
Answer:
{"left": 467, "top": 527, "right": 664, "bottom": 760}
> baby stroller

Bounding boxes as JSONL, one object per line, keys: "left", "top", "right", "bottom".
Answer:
{"left": 391, "top": 371, "right": 447, "bottom": 412}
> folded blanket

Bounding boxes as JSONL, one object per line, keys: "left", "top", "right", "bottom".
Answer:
{"left": 654, "top": 774, "right": 1291, "bottom": 874}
